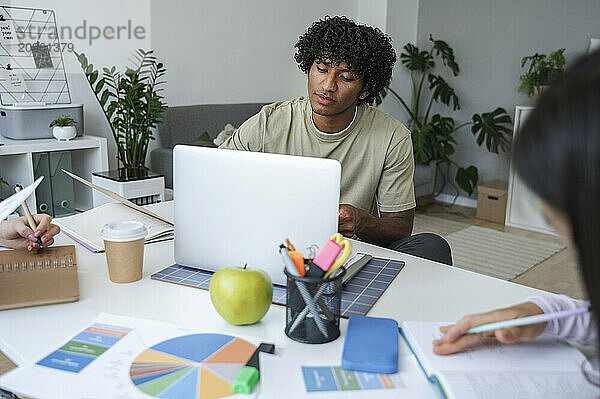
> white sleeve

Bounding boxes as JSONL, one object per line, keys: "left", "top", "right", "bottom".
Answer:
{"left": 526, "top": 294, "right": 597, "bottom": 346}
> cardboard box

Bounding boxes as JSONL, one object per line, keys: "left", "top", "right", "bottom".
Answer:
{"left": 476, "top": 180, "right": 508, "bottom": 224}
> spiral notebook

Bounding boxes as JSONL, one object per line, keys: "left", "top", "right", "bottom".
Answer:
{"left": 0, "top": 245, "right": 79, "bottom": 310}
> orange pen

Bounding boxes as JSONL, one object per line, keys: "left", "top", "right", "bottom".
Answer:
{"left": 288, "top": 250, "right": 305, "bottom": 277}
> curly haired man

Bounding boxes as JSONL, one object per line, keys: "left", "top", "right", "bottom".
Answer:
{"left": 220, "top": 16, "right": 451, "bottom": 265}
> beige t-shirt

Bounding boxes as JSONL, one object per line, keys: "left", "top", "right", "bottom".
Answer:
{"left": 219, "top": 97, "right": 415, "bottom": 216}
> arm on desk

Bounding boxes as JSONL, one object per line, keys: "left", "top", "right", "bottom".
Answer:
{"left": 338, "top": 205, "right": 414, "bottom": 247}
{"left": 526, "top": 295, "right": 597, "bottom": 346}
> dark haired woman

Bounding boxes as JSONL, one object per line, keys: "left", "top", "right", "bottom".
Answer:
{"left": 434, "top": 50, "right": 600, "bottom": 355}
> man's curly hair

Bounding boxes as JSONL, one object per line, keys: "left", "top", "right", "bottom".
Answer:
{"left": 294, "top": 15, "right": 396, "bottom": 106}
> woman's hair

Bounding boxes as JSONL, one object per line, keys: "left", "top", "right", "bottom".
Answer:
{"left": 514, "top": 49, "right": 600, "bottom": 342}
{"left": 294, "top": 15, "right": 396, "bottom": 106}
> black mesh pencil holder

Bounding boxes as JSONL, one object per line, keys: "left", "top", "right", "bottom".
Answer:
{"left": 284, "top": 267, "right": 345, "bottom": 344}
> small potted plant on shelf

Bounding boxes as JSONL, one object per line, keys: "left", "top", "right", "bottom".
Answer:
{"left": 49, "top": 115, "right": 77, "bottom": 141}
{"left": 74, "top": 49, "right": 168, "bottom": 206}
{"left": 519, "top": 48, "right": 566, "bottom": 98}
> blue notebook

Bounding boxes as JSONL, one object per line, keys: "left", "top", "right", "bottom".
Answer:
{"left": 341, "top": 315, "right": 398, "bottom": 374}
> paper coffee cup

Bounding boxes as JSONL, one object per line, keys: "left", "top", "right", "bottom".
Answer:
{"left": 101, "top": 221, "right": 147, "bottom": 283}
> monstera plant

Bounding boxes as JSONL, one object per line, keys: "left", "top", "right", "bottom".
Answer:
{"left": 376, "top": 35, "right": 512, "bottom": 196}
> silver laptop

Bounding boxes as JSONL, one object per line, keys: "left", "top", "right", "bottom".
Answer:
{"left": 173, "top": 145, "right": 341, "bottom": 285}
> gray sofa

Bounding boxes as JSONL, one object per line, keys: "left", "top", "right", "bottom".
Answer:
{"left": 150, "top": 103, "right": 434, "bottom": 196}
{"left": 151, "top": 103, "right": 267, "bottom": 188}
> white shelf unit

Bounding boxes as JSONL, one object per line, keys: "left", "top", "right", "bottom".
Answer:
{"left": 0, "top": 135, "right": 108, "bottom": 214}
{"left": 505, "top": 106, "right": 554, "bottom": 234}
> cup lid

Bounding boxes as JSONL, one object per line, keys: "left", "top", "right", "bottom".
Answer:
{"left": 101, "top": 220, "right": 147, "bottom": 242}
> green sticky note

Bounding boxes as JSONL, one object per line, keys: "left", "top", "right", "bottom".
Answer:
{"left": 232, "top": 366, "right": 259, "bottom": 394}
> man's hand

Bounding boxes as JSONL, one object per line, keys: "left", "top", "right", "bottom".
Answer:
{"left": 0, "top": 214, "right": 60, "bottom": 251}
{"left": 432, "top": 302, "right": 546, "bottom": 355}
{"left": 338, "top": 204, "right": 414, "bottom": 246}
{"left": 338, "top": 204, "right": 366, "bottom": 237}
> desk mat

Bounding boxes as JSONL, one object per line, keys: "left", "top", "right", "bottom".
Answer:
{"left": 151, "top": 257, "right": 404, "bottom": 318}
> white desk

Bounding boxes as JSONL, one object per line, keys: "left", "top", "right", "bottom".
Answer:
{"left": 0, "top": 231, "right": 548, "bottom": 371}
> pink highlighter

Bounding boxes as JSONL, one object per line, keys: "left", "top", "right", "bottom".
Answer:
{"left": 308, "top": 239, "right": 342, "bottom": 277}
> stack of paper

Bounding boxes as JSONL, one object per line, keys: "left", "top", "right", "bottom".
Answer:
{"left": 55, "top": 202, "right": 174, "bottom": 252}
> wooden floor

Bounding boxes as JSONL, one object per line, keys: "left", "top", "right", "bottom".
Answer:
{"left": 420, "top": 202, "right": 587, "bottom": 300}
{"left": 0, "top": 202, "right": 588, "bottom": 384}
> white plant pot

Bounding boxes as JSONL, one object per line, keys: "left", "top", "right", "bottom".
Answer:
{"left": 52, "top": 126, "right": 77, "bottom": 141}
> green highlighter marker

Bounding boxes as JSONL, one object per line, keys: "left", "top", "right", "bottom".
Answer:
{"left": 232, "top": 343, "right": 275, "bottom": 394}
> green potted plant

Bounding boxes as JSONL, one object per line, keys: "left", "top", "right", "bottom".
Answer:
{"left": 519, "top": 48, "right": 565, "bottom": 97}
{"left": 74, "top": 49, "right": 168, "bottom": 205}
{"left": 49, "top": 115, "right": 77, "bottom": 141}
{"left": 376, "top": 35, "right": 512, "bottom": 197}
{"left": 75, "top": 49, "right": 166, "bottom": 170}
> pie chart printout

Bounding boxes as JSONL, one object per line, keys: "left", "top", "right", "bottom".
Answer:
{"left": 130, "top": 334, "right": 257, "bottom": 399}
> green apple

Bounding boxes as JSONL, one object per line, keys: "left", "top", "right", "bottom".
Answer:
{"left": 209, "top": 265, "right": 273, "bottom": 325}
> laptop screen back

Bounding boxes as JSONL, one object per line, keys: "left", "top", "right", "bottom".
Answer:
{"left": 173, "top": 145, "right": 341, "bottom": 285}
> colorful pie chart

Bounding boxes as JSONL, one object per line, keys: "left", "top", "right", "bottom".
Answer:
{"left": 130, "top": 334, "right": 257, "bottom": 399}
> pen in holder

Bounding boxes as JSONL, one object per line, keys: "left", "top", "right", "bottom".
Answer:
{"left": 284, "top": 267, "right": 345, "bottom": 344}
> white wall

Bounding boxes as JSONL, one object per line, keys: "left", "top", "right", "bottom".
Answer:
{"left": 357, "top": 0, "right": 388, "bottom": 31}
{"left": 150, "top": 0, "right": 358, "bottom": 106}
{"left": 5, "top": 1, "right": 419, "bottom": 169}
{"left": 417, "top": 0, "right": 600, "bottom": 198}
{"left": 8, "top": 0, "right": 359, "bottom": 166}
{"left": 378, "top": 0, "right": 420, "bottom": 122}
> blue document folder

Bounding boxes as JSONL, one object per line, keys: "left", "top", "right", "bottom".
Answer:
{"left": 341, "top": 315, "right": 398, "bottom": 374}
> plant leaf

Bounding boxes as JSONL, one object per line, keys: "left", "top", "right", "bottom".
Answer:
{"left": 374, "top": 86, "right": 388, "bottom": 106}
{"left": 75, "top": 52, "right": 88, "bottom": 69}
{"left": 93, "top": 78, "right": 105, "bottom": 94}
{"left": 89, "top": 70, "right": 98, "bottom": 85}
{"left": 456, "top": 165, "right": 478, "bottom": 196}
{"left": 429, "top": 35, "right": 459, "bottom": 76}
{"left": 100, "top": 89, "right": 110, "bottom": 108}
{"left": 400, "top": 43, "right": 434, "bottom": 72}
{"left": 471, "top": 107, "right": 512, "bottom": 153}
{"left": 428, "top": 74, "right": 460, "bottom": 110}
{"left": 106, "top": 101, "right": 118, "bottom": 120}
{"left": 429, "top": 114, "right": 456, "bottom": 160}
{"left": 412, "top": 124, "right": 435, "bottom": 164}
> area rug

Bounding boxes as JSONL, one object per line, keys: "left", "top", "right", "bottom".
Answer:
{"left": 444, "top": 225, "right": 565, "bottom": 280}
{"left": 412, "top": 213, "right": 470, "bottom": 236}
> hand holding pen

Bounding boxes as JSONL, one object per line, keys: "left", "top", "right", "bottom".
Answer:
{"left": 0, "top": 213, "right": 60, "bottom": 251}
{"left": 432, "top": 302, "right": 590, "bottom": 355}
